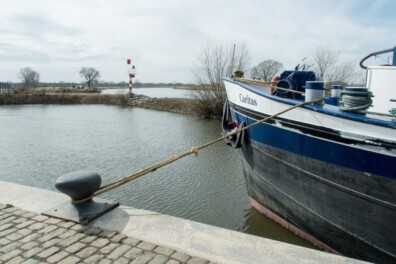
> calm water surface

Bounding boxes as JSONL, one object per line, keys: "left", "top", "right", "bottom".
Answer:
{"left": 101, "top": 87, "right": 192, "bottom": 98}
{"left": 0, "top": 105, "right": 315, "bottom": 249}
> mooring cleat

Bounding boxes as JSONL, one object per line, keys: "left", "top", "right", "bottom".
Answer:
{"left": 43, "top": 171, "right": 119, "bottom": 224}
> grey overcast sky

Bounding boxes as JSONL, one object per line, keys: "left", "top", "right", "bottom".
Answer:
{"left": 0, "top": 0, "right": 395, "bottom": 83}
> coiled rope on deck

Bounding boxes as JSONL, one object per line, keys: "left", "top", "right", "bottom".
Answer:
{"left": 339, "top": 90, "right": 373, "bottom": 113}
{"left": 72, "top": 99, "right": 324, "bottom": 204}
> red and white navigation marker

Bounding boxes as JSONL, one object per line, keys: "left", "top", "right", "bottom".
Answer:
{"left": 127, "top": 59, "right": 137, "bottom": 97}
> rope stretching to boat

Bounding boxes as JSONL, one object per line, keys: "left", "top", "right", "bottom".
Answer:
{"left": 234, "top": 77, "right": 305, "bottom": 95}
{"left": 72, "top": 99, "right": 324, "bottom": 204}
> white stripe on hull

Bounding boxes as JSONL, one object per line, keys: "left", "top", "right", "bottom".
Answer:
{"left": 224, "top": 80, "right": 396, "bottom": 142}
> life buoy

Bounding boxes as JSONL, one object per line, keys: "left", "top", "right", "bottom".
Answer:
{"left": 270, "top": 76, "right": 280, "bottom": 94}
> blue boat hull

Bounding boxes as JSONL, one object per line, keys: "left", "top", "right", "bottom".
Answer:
{"left": 232, "top": 107, "right": 396, "bottom": 263}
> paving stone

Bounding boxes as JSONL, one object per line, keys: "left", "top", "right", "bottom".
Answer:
{"left": 17, "top": 228, "right": 33, "bottom": 236}
{"left": 59, "top": 230, "right": 77, "bottom": 239}
{"left": 32, "top": 215, "right": 49, "bottom": 222}
{"left": 123, "top": 237, "right": 140, "bottom": 246}
{"left": 6, "top": 233, "right": 23, "bottom": 241}
{"left": 107, "top": 244, "right": 131, "bottom": 260}
{"left": 187, "top": 258, "right": 209, "bottom": 264}
{"left": 57, "top": 255, "right": 80, "bottom": 264}
{"left": 0, "top": 242, "right": 20, "bottom": 253}
{"left": 98, "top": 259, "right": 112, "bottom": 264}
{"left": 0, "top": 249, "right": 22, "bottom": 262}
{"left": 37, "top": 246, "right": 60, "bottom": 258}
{"left": 3, "top": 207, "right": 18, "bottom": 213}
{"left": 171, "top": 252, "right": 190, "bottom": 263}
{"left": 57, "top": 222, "right": 75, "bottom": 229}
{"left": 70, "top": 224, "right": 84, "bottom": 232}
{"left": 124, "top": 247, "right": 143, "bottom": 259}
{"left": 22, "top": 247, "right": 45, "bottom": 258}
{"left": 0, "top": 213, "right": 10, "bottom": 220}
{"left": 111, "top": 234, "right": 126, "bottom": 243}
{"left": 0, "top": 207, "right": 211, "bottom": 264}
{"left": 15, "top": 220, "right": 35, "bottom": 229}
{"left": 0, "top": 216, "right": 16, "bottom": 225}
{"left": 91, "top": 238, "right": 110, "bottom": 248}
{"left": 137, "top": 241, "right": 156, "bottom": 251}
{"left": 38, "top": 228, "right": 67, "bottom": 243}
{"left": 76, "top": 247, "right": 97, "bottom": 258}
{"left": 29, "top": 222, "right": 47, "bottom": 231}
{"left": 12, "top": 209, "right": 29, "bottom": 215}
{"left": 21, "top": 260, "right": 40, "bottom": 264}
{"left": 131, "top": 251, "right": 156, "bottom": 264}
{"left": 44, "top": 218, "right": 62, "bottom": 225}
{"left": 81, "top": 236, "right": 96, "bottom": 243}
{"left": 38, "top": 225, "right": 58, "bottom": 234}
{"left": 100, "top": 243, "right": 119, "bottom": 254}
{"left": 22, "top": 212, "right": 38, "bottom": 218}
{"left": 154, "top": 246, "right": 175, "bottom": 256}
{"left": 21, "top": 241, "right": 39, "bottom": 250}
{"left": 0, "top": 238, "right": 11, "bottom": 246}
{"left": 12, "top": 217, "right": 27, "bottom": 224}
{"left": 84, "top": 254, "right": 105, "bottom": 263}
{"left": 20, "top": 233, "right": 40, "bottom": 243}
{"left": 114, "top": 257, "right": 129, "bottom": 264}
{"left": 0, "top": 228, "right": 16, "bottom": 237}
{"left": 47, "top": 251, "right": 69, "bottom": 263}
{"left": 84, "top": 227, "right": 102, "bottom": 236}
{"left": 99, "top": 230, "right": 116, "bottom": 238}
{"left": 149, "top": 254, "right": 169, "bottom": 264}
{"left": 42, "top": 238, "right": 61, "bottom": 248}
{"left": 165, "top": 260, "right": 180, "bottom": 264}
{"left": 58, "top": 233, "right": 85, "bottom": 247}
{"left": 7, "top": 256, "right": 25, "bottom": 264}
{"left": 65, "top": 242, "right": 86, "bottom": 254}
{"left": 0, "top": 223, "right": 13, "bottom": 232}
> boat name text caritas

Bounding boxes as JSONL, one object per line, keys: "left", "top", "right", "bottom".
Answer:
{"left": 239, "top": 93, "right": 257, "bottom": 106}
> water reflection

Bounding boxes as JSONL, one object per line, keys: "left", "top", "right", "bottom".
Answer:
{"left": 240, "top": 207, "right": 316, "bottom": 249}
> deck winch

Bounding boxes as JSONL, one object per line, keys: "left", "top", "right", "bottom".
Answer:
{"left": 275, "top": 70, "right": 316, "bottom": 99}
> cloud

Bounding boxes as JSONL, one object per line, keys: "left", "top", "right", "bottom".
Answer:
{"left": 0, "top": 0, "right": 395, "bottom": 83}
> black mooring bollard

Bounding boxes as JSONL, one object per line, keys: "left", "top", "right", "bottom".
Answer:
{"left": 42, "top": 171, "right": 119, "bottom": 225}
{"left": 55, "top": 171, "right": 101, "bottom": 201}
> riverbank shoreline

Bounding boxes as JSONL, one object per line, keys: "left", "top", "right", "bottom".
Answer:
{"left": 0, "top": 180, "right": 361, "bottom": 264}
{"left": 0, "top": 94, "right": 207, "bottom": 117}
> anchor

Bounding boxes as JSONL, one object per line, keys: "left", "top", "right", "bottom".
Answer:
{"left": 42, "top": 171, "right": 119, "bottom": 224}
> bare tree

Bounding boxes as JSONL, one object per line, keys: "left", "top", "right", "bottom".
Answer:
{"left": 325, "top": 62, "right": 356, "bottom": 87}
{"left": 251, "top": 60, "right": 283, "bottom": 82}
{"left": 313, "top": 45, "right": 339, "bottom": 80}
{"left": 311, "top": 45, "right": 356, "bottom": 87}
{"left": 191, "top": 42, "right": 250, "bottom": 116}
{"left": 18, "top": 67, "right": 40, "bottom": 90}
{"left": 79, "top": 67, "right": 100, "bottom": 89}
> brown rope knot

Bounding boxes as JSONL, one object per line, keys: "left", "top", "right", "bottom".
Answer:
{"left": 190, "top": 146, "right": 199, "bottom": 156}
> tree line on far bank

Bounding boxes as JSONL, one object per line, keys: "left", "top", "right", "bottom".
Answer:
{"left": 7, "top": 43, "right": 362, "bottom": 118}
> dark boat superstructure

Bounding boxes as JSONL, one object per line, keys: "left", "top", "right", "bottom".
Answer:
{"left": 223, "top": 48, "right": 396, "bottom": 263}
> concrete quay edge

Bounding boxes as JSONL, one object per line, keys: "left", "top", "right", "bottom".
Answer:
{"left": 0, "top": 180, "right": 366, "bottom": 264}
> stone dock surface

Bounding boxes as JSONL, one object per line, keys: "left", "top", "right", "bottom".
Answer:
{"left": 0, "top": 181, "right": 365, "bottom": 264}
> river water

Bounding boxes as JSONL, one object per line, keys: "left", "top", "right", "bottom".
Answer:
{"left": 0, "top": 104, "right": 314, "bottom": 249}
{"left": 101, "top": 87, "right": 192, "bottom": 98}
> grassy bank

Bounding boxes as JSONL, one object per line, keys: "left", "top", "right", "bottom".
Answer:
{"left": 0, "top": 94, "right": 128, "bottom": 106}
{"left": 0, "top": 94, "right": 217, "bottom": 118}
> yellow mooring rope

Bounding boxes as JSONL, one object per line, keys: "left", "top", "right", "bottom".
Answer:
{"left": 234, "top": 77, "right": 305, "bottom": 95}
{"left": 72, "top": 99, "right": 323, "bottom": 204}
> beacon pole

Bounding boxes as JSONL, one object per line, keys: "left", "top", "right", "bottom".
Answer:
{"left": 127, "top": 59, "right": 136, "bottom": 97}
